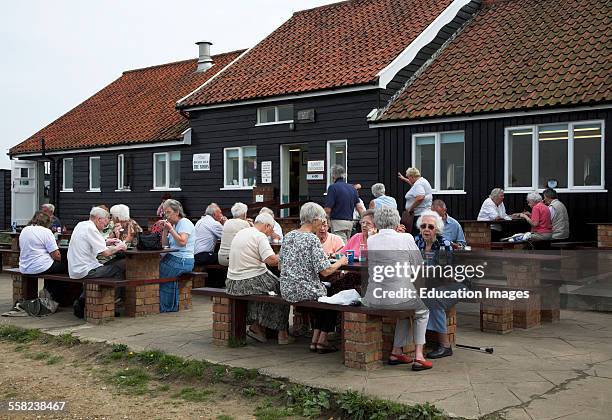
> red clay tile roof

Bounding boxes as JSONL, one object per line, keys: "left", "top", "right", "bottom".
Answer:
{"left": 378, "top": 0, "right": 612, "bottom": 121}
{"left": 179, "top": 0, "right": 454, "bottom": 108}
{"left": 10, "top": 50, "right": 244, "bottom": 155}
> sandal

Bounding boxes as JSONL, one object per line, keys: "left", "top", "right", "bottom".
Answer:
{"left": 412, "top": 359, "right": 433, "bottom": 371}
{"left": 388, "top": 354, "right": 413, "bottom": 365}
{"left": 316, "top": 343, "right": 339, "bottom": 354}
{"left": 247, "top": 327, "right": 267, "bottom": 343}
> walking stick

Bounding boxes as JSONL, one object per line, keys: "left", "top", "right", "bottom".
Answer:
{"left": 456, "top": 343, "right": 494, "bottom": 354}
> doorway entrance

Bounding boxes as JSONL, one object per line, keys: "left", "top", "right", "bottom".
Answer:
{"left": 11, "top": 160, "right": 52, "bottom": 226}
{"left": 280, "top": 144, "right": 309, "bottom": 217}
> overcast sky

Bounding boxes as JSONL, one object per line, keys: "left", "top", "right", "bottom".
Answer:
{"left": 0, "top": 0, "right": 335, "bottom": 170}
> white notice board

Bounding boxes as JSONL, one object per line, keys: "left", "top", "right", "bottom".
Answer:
{"left": 261, "top": 161, "right": 272, "bottom": 184}
{"left": 192, "top": 153, "right": 210, "bottom": 171}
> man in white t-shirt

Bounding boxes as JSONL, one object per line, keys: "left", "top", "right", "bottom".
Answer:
{"left": 68, "top": 207, "right": 127, "bottom": 280}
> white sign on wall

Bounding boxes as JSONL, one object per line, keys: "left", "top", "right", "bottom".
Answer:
{"left": 261, "top": 161, "right": 272, "bottom": 184}
{"left": 192, "top": 153, "right": 210, "bottom": 171}
{"left": 307, "top": 160, "right": 324, "bottom": 172}
{"left": 306, "top": 173, "right": 324, "bottom": 181}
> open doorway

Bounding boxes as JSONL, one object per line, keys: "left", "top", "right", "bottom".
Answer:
{"left": 280, "top": 144, "right": 309, "bottom": 217}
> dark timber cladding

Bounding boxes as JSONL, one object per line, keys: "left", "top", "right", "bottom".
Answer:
{"left": 377, "top": 109, "right": 612, "bottom": 240}
{"left": 0, "top": 169, "right": 10, "bottom": 230}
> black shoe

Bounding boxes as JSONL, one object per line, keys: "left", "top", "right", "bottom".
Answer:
{"left": 426, "top": 346, "right": 453, "bottom": 359}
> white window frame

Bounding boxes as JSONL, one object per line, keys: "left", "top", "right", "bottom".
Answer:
{"left": 411, "top": 131, "right": 466, "bottom": 194}
{"left": 61, "top": 158, "right": 73, "bottom": 192}
{"left": 151, "top": 151, "right": 182, "bottom": 191}
{"left": 326, "top": 140, "right": 348, "bottom": 187}
{"left": 221, "top": 146, "right": 257, "bottom": 190}
{"left": 116, "top": 154, "right": 130, "bottom": 192}
{"left": 255, "top": 104, "right": 294, "bottom": 126}
{"left": 87, "top": 156, "right": 101, "bottom": 192}
{"left": 504, "top": 120, "right": 605, "bottom": 193}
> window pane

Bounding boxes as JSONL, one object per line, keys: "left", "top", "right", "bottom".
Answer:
{"left": 90, "top": 158, "right": 100, "bottom": 190}
{"left": 538, "top": 124, "right": 568, "bottom": 188}
{"left": 64, "top": 159, "right": 73, "bottom": 189}
{"left": 118, "top": 155, "right": 124, "bottom": 189}
{"left": 415, "top": 136, "right": 435, "bottom": 184}
{"left": 155, "top": 154, "right": 166, "bottom": 188}
{"left": 440, "top": 133, "right": 464, "bottom": 190}
{"left": 169, "top": 152, "right": 181, "bottom": 188}
{"left": 225, "top": 150, "right": 239, "bottom": 186}
{"left": 242, "top": 146, "right": 257, "bottom": 187}
{"left": 573, "top": 123, "right": 602, "bottom": 186}
{"left": 507, "top": 129, "right": 533, "bottom": 188}
{"left": 329, "top": 141, "right": 347, "bottom": 171}
{"left": 278, "top": 105, "right": 293, "bottom": 121}
{"left": 259, "top": 107, "right": 276, "bottom": 123}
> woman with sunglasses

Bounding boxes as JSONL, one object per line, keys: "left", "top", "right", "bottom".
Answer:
{"left": 414, "top": 210, "right": 467, "bottom": 360}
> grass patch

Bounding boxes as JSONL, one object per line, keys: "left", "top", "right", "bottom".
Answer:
{"left": 54, "top": 333, "right": 80, "bottom": 347}
{"left": 171, "top": 387, "right": 213, "bottom": 402}
{"left": 337, "top": 390, "right": 445, "bottom": 420}
{"left": 108, "top": 368, "right": 151, "bottom": 395}
{"left": 216, "top": 415, "right": 234, "bottom": 420}
{"left": 28, "top": 351, "right": 50, "bottom": 361}
{"left": 254, "top": 402, "right": 294, "bottom": 420}
{"left": 0, "top": 325, "right": 41, "bottom": 343}
{"left": 46, "top": 355, "right": 64, "bottom": 365}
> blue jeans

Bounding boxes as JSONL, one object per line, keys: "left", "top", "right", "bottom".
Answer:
{"left": 159, "top": 254, "right": 194, "bottom": 313}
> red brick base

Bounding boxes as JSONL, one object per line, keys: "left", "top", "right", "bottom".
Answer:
{"left": 481, "top": 298, "right": 513, "bottom": 334}
{"left": 125, "top": 284, "right": 160, "bottom": 317}
{"left": 85, "top": 283, "right": 115, "bottom": 324}
{"left": 342, "top": 313, "right": 383, "bottom": 371}
{"left": 12, "top": 273, "right": 38, "bottom": 304}
{"left": 540, "top": 285, "right": 560, "bottom": 323}
{"left": 212, "top": 297, "right": 232, "bottom": 346}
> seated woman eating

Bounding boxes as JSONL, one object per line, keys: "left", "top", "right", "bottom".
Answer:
{"left": 414, "top": 210, "right": 467, "bottom": 359}
{"left": 518, "top": 192, "right": 553, "bottom": 242}
{"left": 109, "top": 204, "right": 143, "bottom": 248}
{"left": 226, "top": 213, "right": 291, "bottom": 345}
{"left": 280, "top": 202, "right": 348, "bottom": 353}
{"left": 363, "top": 207, "right": 432, "bottom": 371}
{"left": 317, "top": 218, "right": 345, "bottom": 257}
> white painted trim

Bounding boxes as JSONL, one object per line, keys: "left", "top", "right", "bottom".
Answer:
{"left": 223, "top": 146, "right": 257, "bottom": 188}
{"left": 62, "top": 158, "right": 73, "bottom": 191}
{"left": 369, "top": 104, "right": 612, "bottom": 127}
{"left": 150, "top": 188, "right": 182, "bottom": 192}
{"left": 411, "top": 130, "right": 465, "bottom": 192}
{"left": 505, "top": 189, "right": 608, "bottom": 194}
{"left": 13, "top": 139, "right": 190, "bottom": 158}
{"left": 181, "top": 127, "right": 192, "bottom": 145}
{"left": 376, "top": 0, "right": 472, "bottom": 89}
{"left": 89, "top": 156, "right": 101, "bottom": 192}
{"left": 59, "top": 189, "right": 73, "bottom": 193}
{"left": 86, "top": 189, "right": 101, "bottom": 193}
{"left": 153, "top": 151, "right": 182, "bottom": 190}
{"left": 176, "top": 48, "right": 252, "bottom": 106}
{"left": 433, "top": 190, "right": 466, "bottom": 195}
{"left": 219, "top": 187, "right": 254, "bottom": 191}
{"left": 117, "top": 154, "right": 125, "bottom": 191}
{"left": 326, "top": 140, "right": 348, "bottom": 187}
{"left": 503, "top": 119, "right": 605, "bottom": 192}
{"left": 181, "top": 84, "right": 377, "bottom": 112}
{"left": 114, "top": 189, "right": 132, "bottom": 193}
{"left": 255, "top": 120, "right": 294, "bottom": 127}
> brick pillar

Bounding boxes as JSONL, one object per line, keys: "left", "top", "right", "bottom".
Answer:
{"left": 85, "top": 283, "right": 115, "bottom": 324}
{"left": 124, "top": 284, "right": 160, "bottom": 317}
{"left": 513, "top": 290, "right": 541, "bottom": 329}
{"left": 425, "top": 308, "right": 457, "bottom": 345}
{"left": 382, "top": 316, "right": 416, "bottom": 360}
{"left": 12, "top": 274, "right": 37, "bottom": 304}
{"left": 343, "top": 313, "right": 383, "bottom": 370}
{"left": 179, "top": 277, "right": 192, "bottom": 310}
{"left": 597, "top": 224, "right": 612, "bottom": 248}
{"left": 504, "top": 261, "right": 540, "bottom": 288}
{"left": 480, "top": 298, "right": 513, "bottom": 333}
{"left": 125, "top": 254, "right": 160, "bottom": 280}
{"left": 540, "top": 285, "right": 560, "bottom": 322}
{"left": 463, "top": 222, "right": 491, "bottom": 248}
{"left": 191, "top": 267, "right": 206, "bottom": 288}
{"left": 212, "top": 297, "right": 232, "bottom": 346}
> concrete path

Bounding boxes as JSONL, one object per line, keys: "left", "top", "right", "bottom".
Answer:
{"left": 1, "top": 274, "right": 611, "bottom": 419}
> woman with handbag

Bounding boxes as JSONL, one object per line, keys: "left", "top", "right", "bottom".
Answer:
{"left": 159, "top": 199, "right": 195, "bottom": 312}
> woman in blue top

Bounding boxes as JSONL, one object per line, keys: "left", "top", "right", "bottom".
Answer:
{"left": 369, "top": 183, "right": 397, "bottom": 210}
{"left": 160, "top": 199, "right": 195, "bottom": 312}
{"left": 414, "top": 210, "right": 466, "bottom": 360}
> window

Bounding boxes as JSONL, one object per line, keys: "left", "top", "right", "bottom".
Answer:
{"left": 89, "top": 157, "right": 101, "bottom": 191}
{"left": 224, "top": 146, "right": 257, "bottom": 188}
{"left": 257, "top": 104, "right": 293, "bottom": 125}
{"left": 62, "top": 158, "right": 73, "bottom": 191}
{"left": 505, "top": 121, "right": 604, "bottom": 191}
{"left": 327, "top": 140, "right": 347, "bottom": 186}
{"left": 412, "top": 131, "right": 465, "bottom": 192}
{"left": 153, "top": 151, "right": 181, "bottom": 190}
{"left": 117, "top": 154, "right": 131, "bottom": 191}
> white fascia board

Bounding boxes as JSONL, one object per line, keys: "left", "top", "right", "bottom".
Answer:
{"left": 368, "top": 104, "right": 612, "bottom": 128}
{"left": 376, "top": 0, "right": 472, "bottom": 89}
{"left": 12, "top": 138, "right": 189, "bottom": 158}
{"left": 176, "top": 48, "right": 252, "bottom": 106}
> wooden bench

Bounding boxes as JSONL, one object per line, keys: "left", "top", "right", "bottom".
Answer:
{"left": 0, "top": 249, "right": 20, "bottom": 273}
{"left": 192, "top": 287, "right": 457, "bottom": 370}
{"left": 5, "top": 268, "right": 206, "bottom": 324}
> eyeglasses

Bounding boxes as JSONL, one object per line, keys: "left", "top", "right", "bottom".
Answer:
{"left": 420, "top": 224, "right": 435, "bottom": 230}
{"left": 360, "top": 220, "right": 373, "bottom": 226}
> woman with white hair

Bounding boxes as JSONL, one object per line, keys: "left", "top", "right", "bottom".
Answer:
{"left": 518, "top": 192, "right": 553, "bottom": 241}
{"left": 398, "top": 168, "right": 433, "bottom": 233}
{"left": 363, "top": 206, "right": 432, "bottom": 371}
{"left": 109, "top": 204, "right": 143, "bottom": 248}
{"left": 159, "top": 199, "right": 195, "bottom": 312}
{"left": 280, "top": 202, "right": 348, "bottom": 353}
{"left": 218, "top": 202, "right": 251, "bottom": 266}
{"left": 259, "top": 207, "right": 283, "bottom": 241}
{"left": 369, "top": 183, "right": 397, "bottom": 210}
{"left": 414, "top": 210, "right": 465, "bottom": 360}
{"left": 226, "top": 213, "right": 291, "bottom": 344}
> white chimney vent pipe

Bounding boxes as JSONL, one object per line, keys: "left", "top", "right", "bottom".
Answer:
{"left": 196, "top": 41, "right": 213, "bottom": 72}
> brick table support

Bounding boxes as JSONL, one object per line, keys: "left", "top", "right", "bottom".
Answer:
{"left": 463, "top": 222, "right": 491, "bottom": 248}
{"left": 212, "top": 297, "right": 247, "bottom": 346}
{"left": 480, "top": 298, "right": 513, "bottom": 333}
{"left": 513, "top": 290, "right": 541, "bottom": 329}
{"left": 504, "top": 261, "right": 542, "bottom": 329}
{"left": 12, "top": 273, "right": 37, "bottom": 304}
{"left": 343, "top": 313, "right": 383, "bottom": 371}
{"left": 85, "top": 283, "right": 115, "bottom": 324}
{"left": 425, "top": 308, "right": 457, "bottom": 345}
{"left": 178, "top": 277, "right": 192, "bottom": 310}
{"left": 597, "top": 224, "right": 612, "bottom": 248}
{"left": 124, "top": 284, "right": 160, "bottom": 317}
{"left": 540, "top": 285, "right": 560, "bottom": 323}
